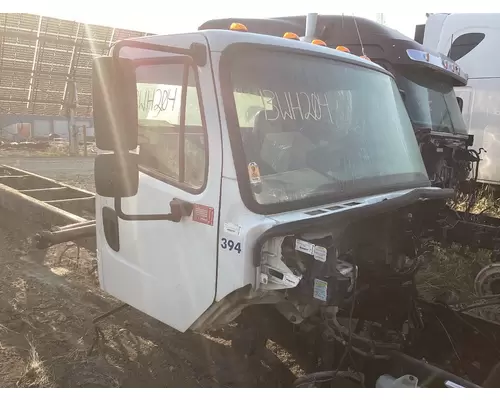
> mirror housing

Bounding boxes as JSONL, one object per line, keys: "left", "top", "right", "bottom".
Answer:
{"left": 92, "top": 57, "right": 138, "bottom": 151}
{"left": 95, "top": 153, "right": 139, "bottom": 198}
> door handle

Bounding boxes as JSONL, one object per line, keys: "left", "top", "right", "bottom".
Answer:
{"left": 168, "top": 198, "right": 193, "bottom": 222}
{"left": 114, "top": 197, "right": 193, "bottom": 222}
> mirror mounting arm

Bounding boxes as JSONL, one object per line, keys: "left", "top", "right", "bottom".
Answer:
{"left": 114, "top": 197, "right": 193, "bottom": 222}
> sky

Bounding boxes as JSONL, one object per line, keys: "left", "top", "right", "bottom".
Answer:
{"left": 3, "top": 1, "right": 500, "bottom": 39}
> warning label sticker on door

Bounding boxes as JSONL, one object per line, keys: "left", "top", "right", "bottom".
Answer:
{"left": 248, "top": 162, "right": 262, "bottom": 184}
{"left": 192, "top": 204, "right": 214, "bottom": 226}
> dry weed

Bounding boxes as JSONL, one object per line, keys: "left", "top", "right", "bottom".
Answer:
{"left": 453, "top": 185, "right": 500, "bottom": 217}
{"left": 418, "top": 188, "right": 499, "bottom": 301}
{"left": 16, "top": 336, "right": 54, "bottom": 388}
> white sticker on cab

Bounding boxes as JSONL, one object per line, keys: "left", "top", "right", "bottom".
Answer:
{"left": 295, "top": 239, "right": 314, "bottom": 255}
{"left": 224, "top": 222, "right": 242, "bottom": 236}
{"left": 296, "top": 239, "right": 328, "bottom": 262}
{"left": 313, "top": 246, "right": 327, "bottom": 262}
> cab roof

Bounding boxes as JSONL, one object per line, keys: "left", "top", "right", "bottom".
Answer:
{"left": 114, "top": 28, "right": 390, "bottom": 77}
{"left": 200, "top": 29, "right": 381, "bottom": 66}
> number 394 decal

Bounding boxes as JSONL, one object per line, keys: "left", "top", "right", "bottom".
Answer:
{"left": 221, "top": 238, "right": 242, "bottom": 254}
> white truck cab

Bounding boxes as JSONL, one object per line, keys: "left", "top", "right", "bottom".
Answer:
{"left": 92, "top": 24, "right": 446, "bottom": 335}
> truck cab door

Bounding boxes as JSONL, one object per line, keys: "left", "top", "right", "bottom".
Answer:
{"left": 95, "top": 35, "right": 222, "bottom": 332}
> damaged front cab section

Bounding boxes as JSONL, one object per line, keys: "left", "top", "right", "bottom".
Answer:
{"left": 192, "top": 186, "right": 500, "bottom": 387}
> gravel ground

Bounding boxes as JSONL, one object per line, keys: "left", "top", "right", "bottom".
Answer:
{"left": 0, "top": 154, "right": 310, "bottom": 387}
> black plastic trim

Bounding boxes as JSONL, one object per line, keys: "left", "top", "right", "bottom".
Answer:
{"left": 102, "top": 206, "right": 120, "bottom": 252}
{"left": 252, "top": 187, "right": 454, "bottom": 266}
{"left": 112, "top": 39, "right": 206, "bottom": 66}
{"left": 114, "top": 197, "right": 193, "bottom": 222}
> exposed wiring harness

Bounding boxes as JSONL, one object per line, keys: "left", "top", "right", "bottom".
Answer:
{"left": 293, "top": 265, "right": 370, "bottom": 387}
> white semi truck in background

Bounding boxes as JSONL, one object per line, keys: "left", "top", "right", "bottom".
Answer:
{"left": 415, "top": 13, "right": 500, "bottom": 185}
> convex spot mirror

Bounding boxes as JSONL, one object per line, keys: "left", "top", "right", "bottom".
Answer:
{"left": 95, "top": 153, "right": 139, "bottom": 198}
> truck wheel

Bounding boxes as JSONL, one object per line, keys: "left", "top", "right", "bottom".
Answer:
{"left": 475, "top": 263, "right": 500, "bottom": 297}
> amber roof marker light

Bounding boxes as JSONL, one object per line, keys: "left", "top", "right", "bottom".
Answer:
{"left": 229, "top": 22, "right": 248, "bottom": 32}
{"left": 336, "top": 45, "right": 351, "bottom": 53}
{"left": 283, "top": 32, "right": 300, "bottom": 40}
{"left": 312, "top": 39, "right": 327, "bottom": 46}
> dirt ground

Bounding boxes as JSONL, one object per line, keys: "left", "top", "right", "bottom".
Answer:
{"left": 0, "top": 155, "right": 310, "bottom": 388}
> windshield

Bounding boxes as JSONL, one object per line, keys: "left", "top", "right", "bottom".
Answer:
{"left": 396, "top": 69, "right": 468, "bottom": 135}
{"left": 226, "top": 48, "right": 429, "bottom": 209}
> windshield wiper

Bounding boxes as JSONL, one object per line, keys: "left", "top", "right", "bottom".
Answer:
{"left": 311, "top": 180, "right": 350, "bottom": 195}
{"left": 414, "top": 127, "right": 431, "bottom": 134}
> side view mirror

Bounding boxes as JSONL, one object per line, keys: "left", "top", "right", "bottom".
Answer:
{"left": 457, "top": 96, "right": 464, "bottom": 113}
{"left": 92, "top": 57, "right": 138, "bottom": 151}
{"left": 92, "top": 41, "right": 197, "bottom": 206}
{"left": 95, "top": 153, "right": 139, "bottom": 198}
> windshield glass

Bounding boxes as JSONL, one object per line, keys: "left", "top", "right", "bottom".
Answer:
{"left": 397, "top": 69, "right": 468, "bottom": 135}
{"left": 227, "top": 48, "right": 429, "bottom": 208}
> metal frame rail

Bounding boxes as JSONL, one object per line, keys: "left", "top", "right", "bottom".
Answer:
{"left": 0, "top": 164, "right": 96, "bottom": 250}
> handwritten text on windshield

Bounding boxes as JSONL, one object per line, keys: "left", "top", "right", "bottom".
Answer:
{"left": 259, "top": 90, "right": 334, "bottom": 124}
